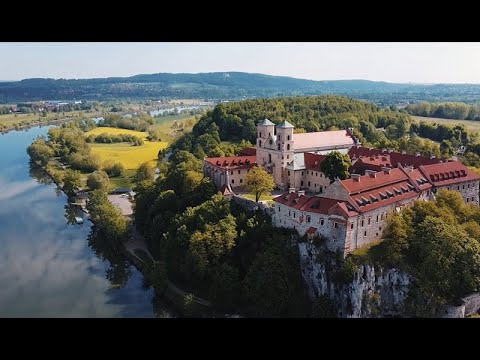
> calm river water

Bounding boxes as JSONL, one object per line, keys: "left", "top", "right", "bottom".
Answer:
{"left": 0, "top": 125, "right": 169, "bottom": 317}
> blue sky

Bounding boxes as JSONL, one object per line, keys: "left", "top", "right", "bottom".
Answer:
{"left": 1, "top": 42, "right": 480, "bottom": 83}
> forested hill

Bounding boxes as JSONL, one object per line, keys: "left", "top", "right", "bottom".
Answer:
{"left": 3, "top": 71, "right": 480, "bottom": 104}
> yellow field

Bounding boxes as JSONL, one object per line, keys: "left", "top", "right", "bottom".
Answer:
{"left": 85, "top": 127, "right": 148, "bottom": 139}
{"left": 85, "top": 128, "right": 166, "bottom": 169}
{"left": 90, "top": 142, "right": 167, "bottom": 169}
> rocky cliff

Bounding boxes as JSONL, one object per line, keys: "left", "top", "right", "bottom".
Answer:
{"left": 299, "top": 242, "right": 411, "bottom": 318}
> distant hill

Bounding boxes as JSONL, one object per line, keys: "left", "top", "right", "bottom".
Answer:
{"left": 1, "top": 72, "right": 480, "bottom": 105}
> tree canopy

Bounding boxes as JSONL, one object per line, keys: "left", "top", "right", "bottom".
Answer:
{"left": 377, "top": 189, "right": 480, "bottom": 317}
{"left": 320, "top": 151, "right": 352, "bottom": 182}
{"left": 244, "top": 166, "right": 275, "bottom": 202}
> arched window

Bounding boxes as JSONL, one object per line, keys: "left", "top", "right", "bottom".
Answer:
{"left": 287, "top": 135, "right": 290, "bottom": 141}
{"left": 259, "top": 140, "right": 262, "bottom": 147}
{"left": 277, "top": 143, "right": 280, "bottom": 150}
{"left": 287, "top": 144, "right": 290, "bottom": 150}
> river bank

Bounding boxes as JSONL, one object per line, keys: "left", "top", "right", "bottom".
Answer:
{"left": 40, "top": 161, "right": 217, "bottom": 317}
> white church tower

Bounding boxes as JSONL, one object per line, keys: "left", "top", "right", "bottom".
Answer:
{"left": 256, "top": 119, "right": 295, "bottom": 189}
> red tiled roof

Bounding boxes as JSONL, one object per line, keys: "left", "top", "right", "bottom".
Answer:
{"left": 306, "top": 227, "right": 317, "bottom": 234}
{"left": 341, "top": 168, "right": 408, "bottom": 194}
{"left": 348, "top": 180, "right": 419, "bottom": 212}
{"left": 400, "top": 167, "right": 432, "bottom": 191}
{"left": 304, "top": 152, "right": 326, "bottom": 171}
{"left": 293, "top": 130, "right": 355, "bottom": 150}
{"left": 218, "top": 184, "right": 232, "bottom": 196}
{"left": 238, "top": 147, "right": 256, "bottom": 156}
{"left": 204, "top": 156, "right": 257, "bottom": 169}
{"left": 273, "top": 192, "right": 312, "bottom": 210}
{"left": 419, "top": 161, "right": 480, "bottom": 186}
{"left": 300, "top": 196, "right": 346, "bottom": 215}
{"left": 354, "top": 155, "right": 392, "bottom": 168}
{"left": 348, "top": 147, "right": 442, "bottom": 168}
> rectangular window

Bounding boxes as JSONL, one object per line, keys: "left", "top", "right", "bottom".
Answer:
{"left": 240, "top": 179, "right": 243, "bottom": 183}
{"left": 288, "top": 171, "right": 291, "bottom": 176}
{"left": 238, "top": 170, "right": 241, "bottom": 174}
{"left": 301, "top": 181, "right": 304, "bottom": 186}
{"left": 334, "top": 222, "right": 338, "bottom": 228}
{"left": 314, "top": 183, "right": 317, "bottom": 188}
{"left": 316, "top": 172, "right": 318, "bottom": 177}
{"left": 463, "top": 185, "right": 465, "bottom": 189}
{"left": 231, "top": 179, "right": 234, "bottom": 184}
{"left": 293, "top": 212, "right": 296, "bottom": 218}
{"left": 306, "top": 215, "right": 311, "bottom": 223}
{"left": 302, "top": 171, "right": 304, "bottom": 176}
{"left": 287, "top": 155, "right": 290, "bottom": 159}
{"left": 350, "top": 223, "right": 354, "bottom": 229}
{"left": 368, "top": 218, "right": 371, "bottom": 225}
{"left": 308, "top": 181, "right": 311, "bottom": 187}
{"left": 364, "top": 231, "right": 367, "bottom": 237}
{"left": 376, "top": 215, "right": 379, "bottom": 223}
{"left": 289, "top": 210, "right": 291, "bottom": 216}
{"left": 320, "top": 219, "right": 324, "bottom": 226}
{"left": 230, "top": 171, "right": 233, "bottom": 175}
{"left": 380, "top": 214, "right": 384, "bottom": 220}
{"left": 379, "top": 226, "right": 382, "bottom": 231}
{"left": 468, "top": 184, "right": 470, "bottom": 188}
{"left": 458, "top": 185, "right": 460, "bottom": 190}
{"left": 361, "top": 220, "right": 364, "bottom": 227}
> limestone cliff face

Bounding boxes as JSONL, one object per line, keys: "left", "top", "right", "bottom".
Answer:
{"left": 299, "top": 242, "right": 411, "bottom": 318}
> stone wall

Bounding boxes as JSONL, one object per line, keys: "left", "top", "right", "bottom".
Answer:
{"left": 231, "top": 194, "right": 275, "bottom": 217}
{"left": 442, "top": 293, "right": 480, "bottom": 318}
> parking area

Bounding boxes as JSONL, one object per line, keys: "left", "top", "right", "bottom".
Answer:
{"left": 108, "top": 194, "right": 133, "bottom": 217}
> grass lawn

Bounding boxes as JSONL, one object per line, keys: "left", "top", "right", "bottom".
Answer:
{"left": 240, "top": 193, "right": 273, "bottom": 202}
{"left": 108, "top": 169, "right": 135, "bottom": 191}
{"left": 413, "top": 115, "right": 480, "bottom": 132}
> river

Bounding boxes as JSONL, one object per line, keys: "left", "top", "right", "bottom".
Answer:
{"left": 0, "top": 124, "right": 171, "bottom": 317}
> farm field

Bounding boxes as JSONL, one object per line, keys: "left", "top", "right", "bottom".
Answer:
{"left": 85, "top": 127, "right": 148, "bottom": 138}
{"left": 85, "top": 128, "right": 167, "bottom": 169}
{"left": 412, "top": 116, "right": 480, "bottom": 132}
{"left": 88, "top": 142, "right": 167, "bottom": 170}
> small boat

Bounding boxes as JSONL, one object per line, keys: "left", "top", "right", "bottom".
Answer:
{"left": 75, "top": 216, "right": 84, "bottom": 224}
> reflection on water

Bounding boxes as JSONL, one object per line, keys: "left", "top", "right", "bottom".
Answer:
{"left": 0, "top": 126, "right": 161, "bottom": 317}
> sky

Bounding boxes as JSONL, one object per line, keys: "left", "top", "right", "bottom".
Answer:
{"left": 1, "top": 42, "right": 480, "bottom": 84}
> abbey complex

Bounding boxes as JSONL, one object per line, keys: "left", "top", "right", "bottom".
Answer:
{"left": 203, "top": 119, "right": 480, "bottom": 256}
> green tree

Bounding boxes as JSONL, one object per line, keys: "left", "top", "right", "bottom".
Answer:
{"left": 135, "top": 161, "right": 154, "bottom": 183}
{"left": 103, "top": 161, "right": 125, "bottom": 177}
{"left": 27, "top": 137, "right": 54, "bottom": 166}
{"left": 62, "top": 169, "right": 81, "bottom": 198}
{"left": 242, "top": 239, "right": 306, "bottom": 317}
{"left": 320, "top": 150, "right": 352, "bottom": 182}
{"left": 87, "top": 170, "right": 110, "bottom": 192}
{"left": 244, "top": 166, "right": 274, "bottom": 202}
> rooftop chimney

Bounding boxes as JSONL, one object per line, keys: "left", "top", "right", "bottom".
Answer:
{"left": 382, "top": 166, "right": 391, "bottom": 174}
{"left": 289, "top": 187, "right": 296, "bottom": 193}
{"left": 365, "top": 169, "right": 377, "bottom": 178}
{"left": 351, "top": 174, "right": 361, "bottom": 182}
{"left": 298, "top": 190, "right": 305, "bottom": 196}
